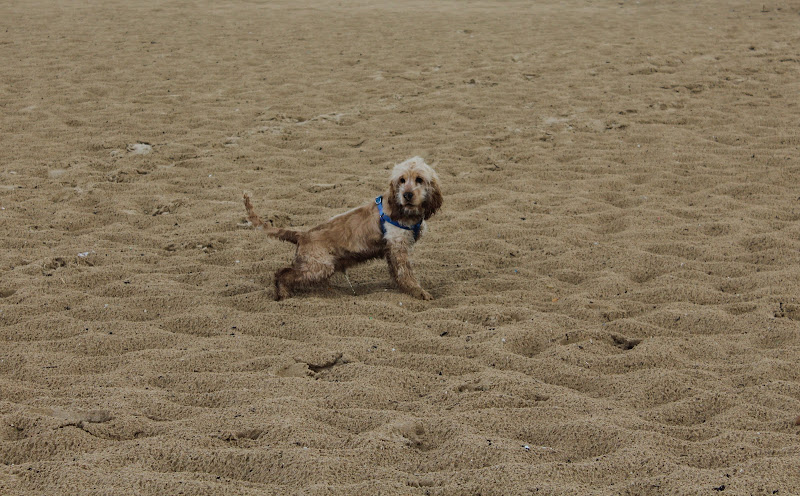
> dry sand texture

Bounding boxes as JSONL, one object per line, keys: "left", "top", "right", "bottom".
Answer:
{"left": 2, "top": 0, "right": 800, "bottom": 494}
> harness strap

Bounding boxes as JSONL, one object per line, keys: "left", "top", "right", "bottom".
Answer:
{"left": 375, "top": 196, "right": 421, "bottom": 241}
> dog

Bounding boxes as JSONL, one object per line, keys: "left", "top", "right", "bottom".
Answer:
{"left": 243, "top": 157, "right": 442, "bottom": 301}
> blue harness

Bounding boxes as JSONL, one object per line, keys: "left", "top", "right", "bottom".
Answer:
{"left": 375, "top": 196, "right": 422, "bottom": 241}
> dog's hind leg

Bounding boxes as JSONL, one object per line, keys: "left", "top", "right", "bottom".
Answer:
{"left": 274, "top": 257, "right": 335, "bottom": 301}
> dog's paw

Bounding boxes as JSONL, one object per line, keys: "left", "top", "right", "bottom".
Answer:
{"left": 419, "top": 290, "right": 433, "bottom": 301}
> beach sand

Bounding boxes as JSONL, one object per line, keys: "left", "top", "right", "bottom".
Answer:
{"left": 1, "top": 0, "right": 799, "bottom": 494}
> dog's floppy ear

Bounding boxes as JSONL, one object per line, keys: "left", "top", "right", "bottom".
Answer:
{"left": 386, "top": 177, "right": 403, "bottom": 215}
{"left": 423, "top": 177, "right": 443, "bottom": 220}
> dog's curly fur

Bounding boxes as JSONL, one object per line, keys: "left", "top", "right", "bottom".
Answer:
{"left": 243, "top": 157, "right": 442, "bottom": 300}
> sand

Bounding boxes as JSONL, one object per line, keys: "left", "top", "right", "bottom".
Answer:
{"left": 1, "top": 0, "right": 800, "bottom": 494}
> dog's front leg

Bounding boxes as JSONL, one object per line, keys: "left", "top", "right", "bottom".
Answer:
{"left": 386, "top": 245, "right": 432, "bottom": 300}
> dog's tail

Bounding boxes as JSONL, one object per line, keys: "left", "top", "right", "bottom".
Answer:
{"left": 243, "top": 193, "right": 300, "bottom": 244}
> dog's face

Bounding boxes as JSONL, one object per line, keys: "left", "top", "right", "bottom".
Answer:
{"left": 388, "top": 157, "right": 442, "bottom": 220}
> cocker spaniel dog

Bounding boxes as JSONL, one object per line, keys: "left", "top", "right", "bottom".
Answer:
{"left": 243, "top": 157, "right": 442, "bottom": 301}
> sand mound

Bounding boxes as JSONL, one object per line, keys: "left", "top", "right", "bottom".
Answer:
{"left": 1, "top": 0, "right": 799, "bottom": 494}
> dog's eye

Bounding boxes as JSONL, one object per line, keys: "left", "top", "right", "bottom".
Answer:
{"left": 415, "top": 177, "right": 423, "bottom": 184}
{"left": 399, "top": 178, "right": 405, "bottom": 184}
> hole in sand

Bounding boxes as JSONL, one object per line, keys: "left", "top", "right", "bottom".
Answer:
{"left": 610, "top": 334, "right": 641, "bottom": 350}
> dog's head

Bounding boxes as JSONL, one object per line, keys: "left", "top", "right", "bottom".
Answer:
{"left": 387, "top": 157, "right": 442, "bottom": 220}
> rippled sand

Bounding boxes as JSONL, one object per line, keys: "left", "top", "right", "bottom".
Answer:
{"left": 2, "top": 0, "right": 800, "bottom": 494}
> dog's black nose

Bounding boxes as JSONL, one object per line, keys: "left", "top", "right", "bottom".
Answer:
{"left": 403, "top": 192, "right": 414, "bottom": 202}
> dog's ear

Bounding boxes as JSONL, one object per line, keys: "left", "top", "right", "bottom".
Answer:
{"left": 423, "top": 177, "right": 443, "bottom": 220}
{"left": 386, "top": 177, "right": 403, "bottom": 215}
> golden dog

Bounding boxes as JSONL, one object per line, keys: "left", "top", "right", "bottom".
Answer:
{"left": 243, "top": 157, "right": 442, "bottom": 300}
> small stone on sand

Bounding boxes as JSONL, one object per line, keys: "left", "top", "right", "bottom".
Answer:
{"left": 127, "top": 143, "right": 153, "bottom": 155}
